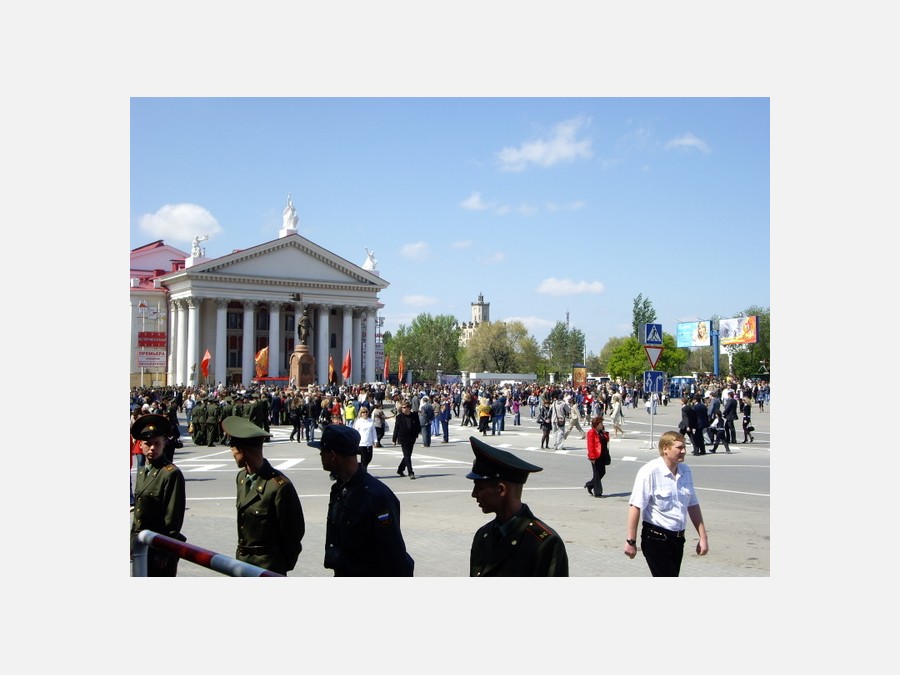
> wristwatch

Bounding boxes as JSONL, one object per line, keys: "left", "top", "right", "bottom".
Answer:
{"left": 626, "top": 539, "right": 636, "bottom": 547}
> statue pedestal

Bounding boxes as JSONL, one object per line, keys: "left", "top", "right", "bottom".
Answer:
{"left": 290, "top": 345, "right": 316, "bottom": 388}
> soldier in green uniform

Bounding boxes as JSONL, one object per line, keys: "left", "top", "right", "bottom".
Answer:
{"left": 223, "top": 416, "right": 305, "bottom": 575}
{"left": 131, "top": 414, "right": 186, "bottom": 576}
{"left": 191, "top": 395, "right": 208, "bottom": 446}
{"left": 220, "top": 396, "right": 235, "bottom": 445}
{"left": 466, "top": 436, "right": 569, "bottom": 577}
{"left": 204, "top": 396, "right": 221, "bottom": 447}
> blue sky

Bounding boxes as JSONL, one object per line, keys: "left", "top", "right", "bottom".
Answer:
{"left": 131, "top": 98, "right": 769, "bottom": 356}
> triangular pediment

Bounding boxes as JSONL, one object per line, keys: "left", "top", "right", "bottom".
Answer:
{"left": 165, "top": 233, "right": 387, "bottom": 292}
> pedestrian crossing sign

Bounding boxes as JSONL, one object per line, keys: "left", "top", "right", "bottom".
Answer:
{"left": 642, "top": 323, "right": 663, "bottom": 346}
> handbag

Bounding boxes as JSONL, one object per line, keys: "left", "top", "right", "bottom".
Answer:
{"left": 747, "top": 425, "right": 755, "bottom": 432}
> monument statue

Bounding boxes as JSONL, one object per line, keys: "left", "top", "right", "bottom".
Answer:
{"left": 283, "top": 193, "right": 299, "bottom": 229}
{"left": 297, "top": 308, "right": 311, "bottom": 346}
{"left": 362, "top": 247, "right": 377, "bottom": 271}
{"left": 191, "top": 234, "right": 209, "bottom": 258}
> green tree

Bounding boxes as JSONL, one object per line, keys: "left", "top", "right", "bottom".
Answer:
{"left": 542, "top": 321, "right": 586, "bottom": 378}
{"left": 383, "top": 313, "right": 460, "bottom": 381}
{"left": 606, "top": 333, "right": 687, "bottom": 383}
{"left": 462, "top": 320, "right": 541, "bottom": 374}
{"left": 631, "top": 294, "right": 658, "bottom": 341}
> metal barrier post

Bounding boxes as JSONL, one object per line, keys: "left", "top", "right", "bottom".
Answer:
{"left": 133, "top": 530, "right": 284, "bottom": 577}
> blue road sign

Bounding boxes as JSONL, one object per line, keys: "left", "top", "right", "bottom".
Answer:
{"left": 644, "top": 370, "right": 665, "bottom": 394}
{"left": 643, "top": 323, "right": 663, "bottom": 346}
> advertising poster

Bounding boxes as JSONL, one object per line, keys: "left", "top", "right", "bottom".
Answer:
{"left": 719, "top": 316, "right": 758, "bottom": 345}
{"left": 676, "top": 321, "right": 711, "bottom": 347}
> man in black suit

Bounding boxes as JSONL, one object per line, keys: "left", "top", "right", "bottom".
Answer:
{"left": 722, "top": 391, "right": 739, "bottom": 444}
{"left": 691, "top": 394, "right": 710, "bottom": 455}
{"left": 706, "top": 392, "right": 721, "bottom": 444}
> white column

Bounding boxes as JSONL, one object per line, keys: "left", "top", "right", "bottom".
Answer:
{"left": 364, "top": 308, "right": 377, "bottom": 383}
{"left": 186, "top": 297, "right": 201, "bottom": 387}
{"left": 342, "top": 306, "right": 353, "bottom": 384}
{"left": 268, "top": 301, "right": 282, "bottom": 378}
{"left": 175, "top": 300, "right": 188, "bottom": 386}
{"left": 215, "top": 299, "right": 228, "bottom": 386}
{"left": 352, "top": 308, "right": 363, "bottom": 382}
{"left": 317, "top": 305, "right": 331, "bottom": 384}
{"left": 242, "top": 300, "right": 256, "bottom": 386}
{"left": 167, "top": 300, "right": 178, "bottom": 386}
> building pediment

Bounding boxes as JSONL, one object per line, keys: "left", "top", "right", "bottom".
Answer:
{"left": 159, "top": 233, "right": 388, "bottom": 298}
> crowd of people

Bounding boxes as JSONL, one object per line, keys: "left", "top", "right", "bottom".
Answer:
{"left": 129, "top": 374, "right": 767, "bottom": 577}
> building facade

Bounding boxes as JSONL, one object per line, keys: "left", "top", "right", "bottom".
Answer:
{"left": 129, "top": 229, "right": 388, "bottom": 389}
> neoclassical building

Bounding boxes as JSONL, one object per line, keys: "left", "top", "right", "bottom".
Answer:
{"left": 129, "top": 203, "right": 388, "bottom": 388}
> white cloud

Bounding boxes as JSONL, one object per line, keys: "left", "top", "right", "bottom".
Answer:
{"left": 460, "top": 192, "right": 492, "bottom": 210}
{"left": 665, "top": 132, "right": 711, "bottom": 153}
{"left": 451, "top": 240, "right": 473, "bottom": 249}
{"left": 517, "top": 204, "right": 538, "bottom": 216}
{"left": 138, "top": 203, "right": 222, "bottom": 244}
{"left": 403, "top": 294, "right": 438, "bottom": 307}
{"left": 496, "top": 116, "right": 594, "bottom": 172}
{"left": 400, "top": 241, "right": 430, "bottom": 260}
{"left": 536, "top": 277, "right": 606, "bottom": 296}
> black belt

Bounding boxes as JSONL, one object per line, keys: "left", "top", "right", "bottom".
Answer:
{"left": 237, "top": 544, "right": 278, "bottom": 555}
{"left": 642, "top": 522, "right": 685, "bottom": 540}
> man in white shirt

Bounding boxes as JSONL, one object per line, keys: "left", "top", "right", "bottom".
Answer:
{"left": 623, "top": 430, "right": 709, "bottom": 576}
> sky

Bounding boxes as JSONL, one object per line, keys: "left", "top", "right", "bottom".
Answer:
{"left": 130, "top": 97, "right": 769, "bottom": 357}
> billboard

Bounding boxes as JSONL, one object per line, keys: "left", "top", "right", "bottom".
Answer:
{"left": 676, "top": 321, "right": 711, "bottom": 348}
{"left": 719, "top": 316, "right": 758, "bottom": 345}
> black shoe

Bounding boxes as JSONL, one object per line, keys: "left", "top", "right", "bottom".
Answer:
{"left": 585, "top": 484, "right": 593, "bottom": 495}
{"left": 397, "top": 470, "right": 405, "bottom": 477}
{"left": 692, "top": 451, "right": 700, "bottom": 455}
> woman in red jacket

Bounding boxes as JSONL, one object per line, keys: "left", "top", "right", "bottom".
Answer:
{"left": 584, "top": 416, "right": 609, "bottom": 498}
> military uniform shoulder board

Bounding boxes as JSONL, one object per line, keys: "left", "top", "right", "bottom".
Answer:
{"left": 164, "top": 464, "right": 176, "bottom": 472}
{"left": 525, "top": 519, "right": 553, "bottom": 542}
{"left": 273, "top": 475, "right": 287, "bottom": 486}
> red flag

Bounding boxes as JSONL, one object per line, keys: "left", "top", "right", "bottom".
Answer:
{"left": 383, "top": 354, "right": 390, "bottom": 382}
{"left": 328, "top": 354, "right": 335, "bottom": 383}
{"left": 398, "top": 351, "right": 405, "bottom": 384}
{"left": 254, "top": 346, "right": 269, "bottom": 379}
{"left": 341, "top": 348, "right": 352, "bottom": 382}
{"left": 200, "top": 349, "right": 211, "bottom": 378}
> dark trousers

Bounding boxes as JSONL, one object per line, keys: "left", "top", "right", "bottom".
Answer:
{"left": 725, "top": 419, "right": 737, "bottom": 443}
{"left": 440, "top": 420, "right": 449, "bottom": 442}
{"left": 375, "top": 425, "right": 385, "bottom": 446}
{"left": 586, "top": 460, "right": 606, "bottom": 496}
{"left": 690, "top": 429, "right": 706, "bottom": 454}
{"left": 711, "top": 429, "right": 730, "bottom": 453}
{"left": 640, "top": 521, "right": 686, "bottom": 577}
{"left": 397, "top": 442, "right": 415, "bottom": 475}
{"left": 360, "top": 445, "right": 373, "bottom": 470}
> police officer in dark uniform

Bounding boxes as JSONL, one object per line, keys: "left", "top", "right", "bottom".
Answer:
{"left": 466, "top": 436, "right": 569, "bottom": 576}
{"left": 131, "top": 414, "right": 186, "bottom": 576}
{"left": 223, "top": 415, "right": 305, "bottom": 575}
{"left": 310, "top": 425, "right": 415, "bottom": 576}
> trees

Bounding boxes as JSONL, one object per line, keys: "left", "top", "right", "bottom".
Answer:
{"left": 631, "top": 294, "right": 657, "bottom": 341}
{"left": 541, "top": 321, "right": 586, "bottom": 379}
{"left": 383, "top": 314, "right": 460, "bottom": 381}
{"left": 606, "top": 333, "right": 687, "bottom": 382}
{"left": 462, "top": 320, "right": 541, "bottom": 374}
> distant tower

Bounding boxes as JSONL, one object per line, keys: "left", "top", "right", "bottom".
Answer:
{"left": 459, "top": 292, "right": 491, "bottom": 347}
{"left": 472, "top": 292, "right": 490, "bottom": 324}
